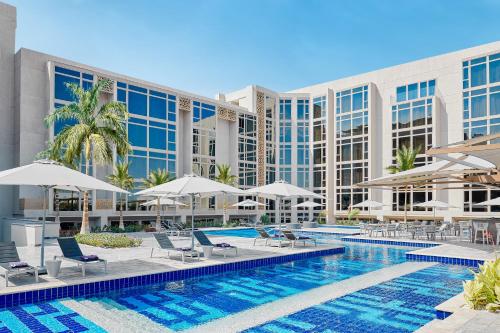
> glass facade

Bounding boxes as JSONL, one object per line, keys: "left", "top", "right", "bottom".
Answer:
{"left": 312, "top": 96, "right": 327, "bottom": 215}
{"left": 462, "top": 52, "right": 500, "bottom": 212}
{"left": 117, "top": 82, "right": 177, "bottom": 181}
{"left": 192, "top": 100, "right": 216, "bottom": 209}
{"left": 297, "top": 99, "right": 310, "bottom": 188}
{"left": 279, "top": 99, "right": 292, "bottom": 184}
{"left": 238, "top": 113, "right": 257, "bottom": 188}
{"left": 335, "top": 86, "right": 369, "bottom": 210}
{"left": 392, "top": 82, "right": 435, "bottom": 211}
{"left": 53, "top": 66, "right": 95, "bottom": 212}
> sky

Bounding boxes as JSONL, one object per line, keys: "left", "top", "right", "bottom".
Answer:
{"left": 6, "top": 0, "right": 500, "bottom": 98}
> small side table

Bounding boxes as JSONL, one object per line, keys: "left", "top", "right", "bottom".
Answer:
{"left": 201, "top": 245, "right": 214, "bottom": 259}
{"left": 45, "top": 259, "right": 62, "bottom": 278}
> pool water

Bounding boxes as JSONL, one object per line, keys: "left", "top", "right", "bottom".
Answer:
{"left": 245, "top": 264, "right": 472, "bottom": 333}
{"left": 0, "top": 244, "right": 408, "bottom": 332}
{"left": 93, "top": 244, "right": 408, "bottom": 331}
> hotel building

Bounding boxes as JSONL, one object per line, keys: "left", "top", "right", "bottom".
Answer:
{"left": 1, "top": 2, "right": 500, "bottom": 232}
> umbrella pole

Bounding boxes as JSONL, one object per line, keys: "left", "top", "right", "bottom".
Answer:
{"left": 40, "top": 186, "right": 48, "bottom": 268}
{"left": 277, "top": 196, "right": 281, "bottom": 232}
{"left": 191, "top": 194, "right": 195, "bottom": 249}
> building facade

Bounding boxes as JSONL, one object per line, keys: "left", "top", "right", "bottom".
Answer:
{"left": 1, "top": 3, "right": 500, "bottom": 230}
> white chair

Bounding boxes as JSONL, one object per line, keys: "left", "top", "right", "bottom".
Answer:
{"left": 459, "top": 221, "right": 472, "bottom": 242}
{"left": 473, "top": 221, "right": 490, "bottom": 244}
{"left": 384, "top": 224, "right": 398, "bottom": 238}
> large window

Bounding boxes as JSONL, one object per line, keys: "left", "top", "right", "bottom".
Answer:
{"left": 335, "top": 86, "right": 369, "bottom": 210}
{"left": 116, "top": 81, "right": 177, "bottom": 185}
{"left": 463, "top": 53, "right": 500, "bottom": 212}
{"left": 396, "top": 80, "right": 435, "bottom": 103}
{"left": 238, "top": 113, "right": 257, "bottom": 188}
{"left": 192, "top": 101, "right": 216, "bottom": 185}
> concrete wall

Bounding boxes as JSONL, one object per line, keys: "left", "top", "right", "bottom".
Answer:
{"left": 0, "top": 2, "right": 16, "bottom": 218}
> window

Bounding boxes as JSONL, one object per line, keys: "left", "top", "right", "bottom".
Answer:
{"left": 149, "top": 127, "right": 166, "bottom": 150}
{"left": 397, "top": 86, "right": 406, "bottom": 102}
{"left": 128, "top": 92, "right": 147, "bottom": 116}
{"left": 471, "top": 94, "right": 487, "bottom": 118}
{"left": 149, "top": 96, "right": 166, "bottom": 119}
{"left": 491, "top": 90, "right": 500, "bottom": 116}
{"left": 471, "top": 63, "right": 487, "bottom": 87}
{"left": 313, "top": 96, "right": 326, "bottom": 119}
{"left": 408, "top": 83, "right": 418, "bottom": 100}
{"left": 490, "top": 54, "right": 500, "bottom": 83}
{"left": 128, "top": 123, "right": 147, "bottom": 147}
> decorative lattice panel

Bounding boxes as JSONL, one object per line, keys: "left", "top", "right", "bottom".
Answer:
{"left": 256, "top": 91, "right": 266, "bottom": 191}
{"left": 97, "top": 76, "right": 114, "bottom": 94}
{"left": 179, "top": 96, "right": 192, "bottom": 112}
{"left": 96, "top": 199, "right": 113, "bottom": 210}
{"left": 217, "top": 106, "right": 237, "bottom": 121}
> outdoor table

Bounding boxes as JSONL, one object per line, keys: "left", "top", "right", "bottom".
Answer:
{"left": 45, "top": 259, "right": 62, "bottom": 278}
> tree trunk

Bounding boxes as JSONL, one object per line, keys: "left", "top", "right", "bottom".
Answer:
{"left": 119, "top": 196, "right": 124, "bottom": 229}
{"left": 80, "top": 142, "right": 91, "bottom": 234}
{"left": 156, "top": 197, "right": 161, "bottom": 231}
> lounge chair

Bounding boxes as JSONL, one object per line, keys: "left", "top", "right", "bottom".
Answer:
{"left": 282, "top": 230, "right": 317, "bottom": 248}
{"left": 0, "top": 242, "right": 38, "bottom": 287}
{"left": 253, "top": 228, "right": 289, "bottom": 247}
{"left": 193, "top": 231, "right": 238, "bottom": 258}
{"left": 54, "top": 237, "right": 107, "bottom": 277}
{"left": 151, "top": 233, "right": 199, "bottom": 262}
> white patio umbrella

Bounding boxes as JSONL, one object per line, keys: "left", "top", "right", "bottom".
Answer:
{"left": 0, "top": 160, "right": 128, "bottom": 269}
{"left": 293, "top": 201, "right": 323, "bottom": 221}
{"left": 413, "top": 200, "right": 456, "bottom": 219}
{"left": 352, "top": 200, "right": 385, "bottom": 216}
{"left": 232, "top": 199, "right": 265, "bottom": 226}
{"left": 245, "top": 180, "right": 324, "bottom": 230}
{"left": 135, "top": 174, "right": 245, "bottom": 248}
{"left": 475, "top": 197, "right": 500, "bottom": 206}
{"left": 141, "top": 196, "right": 187, "bottom": 229}
{"left": 141, "top": 197, "right": 187, "bottom": 207}
{"left": 292, "top": 201, "right": 323, "bottom": 208}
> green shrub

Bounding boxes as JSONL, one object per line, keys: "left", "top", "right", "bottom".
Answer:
{"left": 75, "top": 233, "right": 142, "bottom": 248}
{"left": 260, "top": 214, "right": 270, "bottom": 225}
{"left": 463, "top": 258, "right": 500, "bottom": 312}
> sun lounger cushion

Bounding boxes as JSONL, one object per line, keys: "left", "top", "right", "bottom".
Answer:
{"left": 79, "top": 255, "right": 99, "bottom": 262}
{"left": 215, "top": 243, "right": 234, "bottom": 248}
{"left": 9, "top": 261, "right": 29, "bottom": 269}
{"left": 176, "top": 247, "right": 193, "bottom": 251}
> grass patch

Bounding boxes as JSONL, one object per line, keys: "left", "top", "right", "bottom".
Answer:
{"left": 75, "top": 233, "right": 142, "bottom": 248}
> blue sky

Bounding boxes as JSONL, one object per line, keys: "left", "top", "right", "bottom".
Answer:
{"left": 6, "top": 0, "right": 500, "bottom": 97}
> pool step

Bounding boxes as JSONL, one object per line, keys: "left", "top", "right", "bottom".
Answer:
{"left": 63, "top": 298, "right": 171, "bottom": 333}
{"left": 80, "top": 298, "right": 171, "bottom": 333}
{"left": 61, "top": 299, "right": 124, "bottom": 333}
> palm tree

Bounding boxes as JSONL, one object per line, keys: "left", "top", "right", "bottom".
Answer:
{"left": 45, "top": 79, "right": 130, "bottom": 234}
{"left": 142, "top": 169, "right": 175, "bottom": 231}
{"left": 386, "top": 145, "right": 421, "bottom": 223}
{"left": 107, "top": 162, "right": 134, "bottom": 229}
{"left": 214, "top": 164, "right": 237, "bottom": 226}
{"left": 37, "top": 141, "right": 79, "bottom": 224}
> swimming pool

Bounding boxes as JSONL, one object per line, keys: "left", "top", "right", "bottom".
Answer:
{"left": 0, "top": 237, "right": 473, "bottom": 332}
{"left": 0, "top": 244, "right": 409, "bottom": 332}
